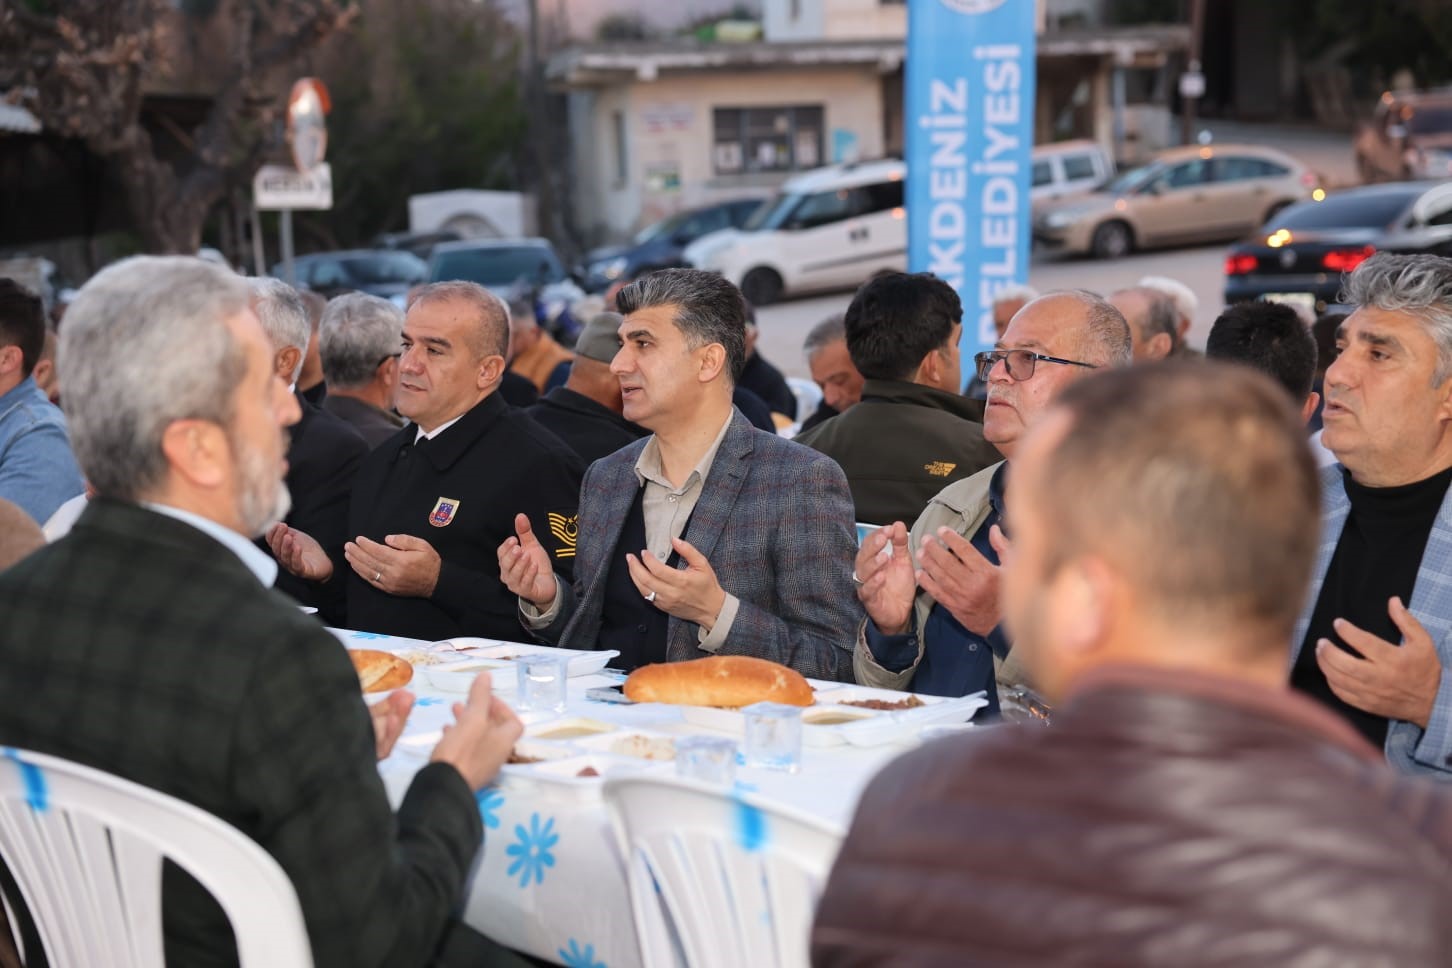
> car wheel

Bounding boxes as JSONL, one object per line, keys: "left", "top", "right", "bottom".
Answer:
{"left": 1090, "top": 221, "right": 1132, "bottom": 260}
{"left": 741, "top": 267, "right": 784, "bottom": 306}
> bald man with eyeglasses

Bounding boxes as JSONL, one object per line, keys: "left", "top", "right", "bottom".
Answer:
{"left": 852, "top": 290, "right": 1131, "bottom": 705}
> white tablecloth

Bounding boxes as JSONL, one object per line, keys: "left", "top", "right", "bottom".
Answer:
{"left": 338, "top": 628, "right": 922, "bottom": 968}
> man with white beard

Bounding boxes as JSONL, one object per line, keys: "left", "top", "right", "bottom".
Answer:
{"left": 0, "top": 256, "right": 528, "bottom": 967}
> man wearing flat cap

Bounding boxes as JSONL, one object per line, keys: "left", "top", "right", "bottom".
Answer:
{"left": 526, "top": 312, "right": 648, "bottom": 465}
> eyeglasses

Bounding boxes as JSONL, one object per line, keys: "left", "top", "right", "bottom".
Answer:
{"left": 974, "top": 349, "right": 1098, "bottom": 383}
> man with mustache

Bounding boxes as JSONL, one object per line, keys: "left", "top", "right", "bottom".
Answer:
{"left": 1291, "top": 253, "right": 1452, "bottom": 776}
{"left": 852, "top": 290, "right": 1130, "bottom": 706}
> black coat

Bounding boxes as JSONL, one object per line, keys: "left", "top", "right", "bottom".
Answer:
{"left": 526, "top": 387, "right": 647, "bottom": 466}
{"left": 323, "top": 393, "right": 406, "bottom": 449}
{"left": 345, "top": 392, "right": 585, "bottom": 640}
{"left": 270, "top": 392, "right": 368, "bottom": 621}
{"left": 739, "top": 352, "right": 796, "bottom": 417}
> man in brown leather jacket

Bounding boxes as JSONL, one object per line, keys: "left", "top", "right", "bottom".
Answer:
{"left": 813, "top": 362, "right": 1452, "bottom": 966}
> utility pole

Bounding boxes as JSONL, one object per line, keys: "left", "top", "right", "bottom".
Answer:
{"left": 1180, "top": 0, "right": 1207, "bottom": 145}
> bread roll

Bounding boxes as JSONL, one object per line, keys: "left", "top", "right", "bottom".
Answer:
{"left": 349, "top": 649, "right": 413, "bottom": 693}
{"left": 624, "top": 656, "right": 813, "bottom": 708}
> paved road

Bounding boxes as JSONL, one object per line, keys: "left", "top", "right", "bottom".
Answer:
{"left": 754, "top": 243, "right": 1227, "bottom": 381}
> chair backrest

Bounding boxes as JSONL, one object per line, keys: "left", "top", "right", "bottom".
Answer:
{"left": 785, "top": 377, "right": 823, "bottom": 423}
{"left": 604, "top": 775, "right": 843, "bottom": 968}
{"left": 0, "top": 747, "right": 313, "bottom": 968}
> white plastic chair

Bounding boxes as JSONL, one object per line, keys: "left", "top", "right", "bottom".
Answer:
{"left": 604, "top": 774, "right": 843, "bottom": 968}
{"left": 0, "top": 747, "right": 313, "bottom": 968}
{"left": 785, "top": 377, "right": 823, "bottom": 423}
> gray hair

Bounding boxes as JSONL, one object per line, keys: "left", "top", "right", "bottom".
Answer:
{"left": 407, "top": 280, "right": 509, "bottom": 359}
{"left": 1138, "top": 275, "right": 1197, "bottom": 324}
{"left": 1342, "top": 253, "right": 1452, "bottom": 383}
{"left": 1118, "top": 285, "right": 1181, "bottom": 350}
{"left": 616, "top": 268, "right": 747, "bottom": 381}
{"left": 320, "top": 293, "right": 405, "bottom": 389}
{"left": 992, "top": 283, "right": 1040, "bottom": 307}
{"left": 1034, "top": 289, "right": 1133, "bottom": 368}
{"left": 803, "top": 314, "right": 846, "bottom": 358}
{"left": 248, "top": 278, "right": 310, "bottom": 383}
{"left": 59, "top": 256, "right": 250, "bottom": 502}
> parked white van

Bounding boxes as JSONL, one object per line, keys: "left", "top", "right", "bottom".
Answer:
{"left": 686, "top": 158, "right": 906, "bottom": 305}
{"left": 686, "top": 142, "right": 1114, "bottom": 305}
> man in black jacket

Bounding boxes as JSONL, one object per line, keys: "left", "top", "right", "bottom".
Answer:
{"left": 321, "top": 292, "right": 408, "bottom": 448}
{"left": 271, "top": 281, "right": 585, "bottom": 641}
{"left": 250, "top": 279, "right": 368, "bottom": 621}
{"left": 527, "top": 311, "right": 647, "bottom": 464}
{"left": 0, "top": 255, "right": 524, "bottom": 967}
{"left": 795, "top": 272, "right": 999, "bottom": 525}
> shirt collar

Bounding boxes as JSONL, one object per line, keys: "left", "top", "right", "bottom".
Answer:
{"left": 634, "top": 410, "right": 734, "bottom": 493}
{"left": 142, "top": 503, "right": 279, "bottom": 587}
{"left": 415, "top": 412, "right": 465, "bottom": 444}
{"left": 0, "top": 374, "right": 39, "bottom": 409}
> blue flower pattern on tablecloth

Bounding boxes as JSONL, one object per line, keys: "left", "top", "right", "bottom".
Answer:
{"left": 350, "top": 631, "right": 389, "bottom": 640}
{"left": 414, "top": 696, "right": 443, "bottom": 707}
{"left": 558, "top": 939, "right": 607, "bottom": 968}
{"left": 506, "top": 813, "right": 559, "bottom": 888}
{"left": 476, "top": 786, "right": 505, "bottom": 830}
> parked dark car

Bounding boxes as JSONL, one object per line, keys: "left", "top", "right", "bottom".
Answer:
{"left": 1223, "top": 181, "right": 1452, "bottom": 315}
{"left": 580, "top": 197, "right": 764, "bottom": 292}
{"left": 429, "top": 238, "right": 575, "bottom": 295}
{"left": 1354, "top": 89, "right": 1452, "bottom": 183}
{"left": 372, "top": 229, "right": 463, "bottom": 261}
{"left": 275, "top": 249, "right": 429, "bottom": 301}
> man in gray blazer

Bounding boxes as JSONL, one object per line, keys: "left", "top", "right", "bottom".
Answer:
{"left": 499, "top": 269, "right": 859, "bottom": 681}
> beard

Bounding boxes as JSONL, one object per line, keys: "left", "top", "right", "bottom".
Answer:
{"left": 229, "top": 429, "right": 292, "bottom": 538}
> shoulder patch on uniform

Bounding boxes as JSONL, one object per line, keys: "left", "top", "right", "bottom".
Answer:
{"left": 547, "top": 512, "right": 578, "bottom": 558}
{"left": 924, "top": 461, "right": 957, "bottom": 477}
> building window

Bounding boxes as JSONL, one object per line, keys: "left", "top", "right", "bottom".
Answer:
{"left": 712, "top": 106, "right": 824, "bottom": 175}
{"left": 612, "top": 110, "right": 627, "bottom": 186}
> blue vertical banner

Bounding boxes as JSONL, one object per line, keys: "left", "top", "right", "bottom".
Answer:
{"left": 906, "top": 0, "right": 1036, "bottom": 363}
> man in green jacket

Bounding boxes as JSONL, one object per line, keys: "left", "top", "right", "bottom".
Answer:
{"left": 796, "top": 272, "right": 1000, "bottom": 526}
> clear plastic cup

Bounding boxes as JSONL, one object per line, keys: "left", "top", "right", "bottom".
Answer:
{"left": 675, "top": 736, "right": 739, "bottom": 785}
{"left": 741, "top": 702, "right": 803, "bottom": 773}
{"left": 516, "top": 656, "right": 569, "bottom": 713}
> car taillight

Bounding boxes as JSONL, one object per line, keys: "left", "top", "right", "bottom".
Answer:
{"left": 1322, "top": 246, "right": 1375, "bottom": 272}
{"left": 1225, "top": 253, "right": 1258, "bottom": 275}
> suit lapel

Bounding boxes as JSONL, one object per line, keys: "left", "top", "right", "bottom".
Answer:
{"left": 1290, "top": 466, "right": 1350, "bottom": 667}
{"left": 1406, "top": 482, "right": 1452, "bottom": 657}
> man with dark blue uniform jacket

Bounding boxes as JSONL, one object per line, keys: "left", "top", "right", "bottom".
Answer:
{"left": 270, "top": 282, "right": 584, "bottom": 641}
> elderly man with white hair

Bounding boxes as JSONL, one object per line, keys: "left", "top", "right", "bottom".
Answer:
{"left": 321, "top": 292, "right": 408, "bottom": 448}
{"left": 250, "top": 279, "right": 369, "bottom": 619}
{"left": 1138, "top": 274, "right": 1198, "bottom": 352}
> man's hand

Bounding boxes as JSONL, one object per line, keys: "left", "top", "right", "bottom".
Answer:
{"left": 430, "top": 672, "right": 524, "bottom": 790}
{"left": 1317, "top": 596, "right": 1442, "bottom": 729}
{"left": 345, "top": 534, "right": 441, "bottom": 598}
{"left": 626, "top": 538, "right": 726, "bottom": 630}
{"left": 856, "top": 522, "right": 916, "bottom": 636}
{"left": 497, "top": 513, "right": 559, "bottom": 610}
{"left": 916, "top": 525, "right": 1006, "bottom": 637}
{"left": 266, "top": 522, "right": 333, "bottom": 582}
{"left": 369, "top": 690, "right": 415, "bottom": 761}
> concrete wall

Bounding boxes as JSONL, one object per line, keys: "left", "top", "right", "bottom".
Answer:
{"left": 573, "top": 67, "right": 886, "bottom": 244}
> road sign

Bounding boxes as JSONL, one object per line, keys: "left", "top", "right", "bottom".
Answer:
{"left": 253, "top": 163, "right": 332, "bottom": 211}
{"left": 1179, "top": 71, "right": 1206, "bottom": 100}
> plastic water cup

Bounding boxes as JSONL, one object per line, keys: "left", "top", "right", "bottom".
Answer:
{"left": 675, "top": 736, "right": 739, "bottom": 785}
{"left": 741, "top": 702, "right": 803, "bottom": 773}
{"left": 516, "top": 656, "right": 569, "bottom": 713}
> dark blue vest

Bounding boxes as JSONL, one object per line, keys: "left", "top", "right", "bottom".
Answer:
{"left": 597, "top": 487, "right": 685, "bottom": 671}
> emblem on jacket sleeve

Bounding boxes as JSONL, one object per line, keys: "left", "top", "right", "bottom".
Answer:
{"left": 429, "top": 497, "right": 461, "bottom": 527}
{"left": 547, "top": 512, "right": 579, "bottom": 559}
{"left": 924, "top": 460, "right": 958, "bottom": 477}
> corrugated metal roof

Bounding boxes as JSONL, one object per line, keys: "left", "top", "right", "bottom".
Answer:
{"left": 0, "top": 103, "right": 41, "bottom": 134}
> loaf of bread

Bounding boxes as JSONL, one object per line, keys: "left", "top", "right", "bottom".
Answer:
{"left": 349, "top": 649, "right": 414, "bottom": 693}
{"left": 623, "top": 656, "right": 813, "bottom": 708}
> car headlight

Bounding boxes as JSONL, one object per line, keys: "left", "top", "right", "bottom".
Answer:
{"left": 1043, "top": 211, "right": 1075, "bottom": 230}
{"left": 591, "top": 256, "right": 629, "bottom": 280}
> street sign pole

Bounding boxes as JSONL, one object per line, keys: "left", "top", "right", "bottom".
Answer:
{"left": 279, "top": 209, "right": 296, "bottom": 286}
